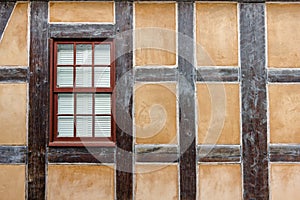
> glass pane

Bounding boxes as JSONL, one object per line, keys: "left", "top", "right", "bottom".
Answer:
{"left": 58, "top": 94, "right": 74, "bottom": 114}
{"left": 94, "top": 67, "right": 110, "bottom": 87}
{"left": 76, "top": 67, "right": 92, "bottom": 87}
{"left": 95, "top": 94, "right": 111, "bottom": 114}
{"left": 95, "top": 44, "right": 110, "bottom": 65}
{"left": 57, "top": 44, "right": 73, "bottom": 65}
{"left": 76, "top": 93, "right": 93, "bottom": 114}
{"left": 57, "top": 116, "right": 74, "bottom": 137}
{"left": 95, "top": 116, "right": 111, "bottom": 137}
{"left": 76, "top": 44, "right": 92, "bottom": 65}
{"left": 76, "top": 116, "right": 92, "bottom": 137}
{"left": 57, "top": 67, "right": 73, "bottom": 87}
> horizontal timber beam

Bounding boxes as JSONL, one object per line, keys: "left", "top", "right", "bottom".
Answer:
{"left": 0, "top": 146, "right": 27, "bottom": 164}
{"left": 268, "top": 69, "right": 300, "bottom": 83}
{"left": 49, "top": 24, "right": 115, "bottom": 39}
{"left": 48, "top": 147, "right": 115, "bottom": 163}
{"left": 0, "top": 67, "right": 28, "bottom": 82}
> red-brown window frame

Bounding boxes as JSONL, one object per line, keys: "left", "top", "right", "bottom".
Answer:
{"left": 49, "top": 39, "right": 116, "bottom": 147}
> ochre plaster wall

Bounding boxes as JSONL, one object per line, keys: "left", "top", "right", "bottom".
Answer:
{"left": 135, "top": 164, "right": 178, "bottom": 200}
{"left": 267, "top": 4, "right": 300, "bottom": 68}
{"left": 135, "top": 3, "right": 176, "bottom": 66}
{"left": 0, "top": 83, "right": 27, "bottom": 145}
{"left": 47, "top": 165, "right": 114, "bottom": 200}
{"left": 198, "top": 164, "right": 242, "bottom": 200}
{"left": 196, "top": 3, "right": 238, "bottom": 66}
{"left": 49, "top": 2, "right": 114, "bottom": 23}
{"left": 0, "top": 2, "right": 28, "bottom": 66}
{"left": 134, "top": 83, "right": 177, "bottom": 144}
{"left": 197, "top": 83, "right": 240, "bottom": 145}
{"left": 271, "top": 164, "right": 300, "bottom": 200}
{"left": 0, "top": 165, "right": 25, "bottom": 200}
{"left": 269, "top": 84, "right": 300, "bottom": 143}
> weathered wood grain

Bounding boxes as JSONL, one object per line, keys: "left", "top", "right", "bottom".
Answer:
{"left": 49, "top": 24, "right": 115, "bottom": 38}
{"left": 240, "top": 3, "right": 269, "bottom": 199}
{"left": 178, "top": 2, "right": 197, "bottom": 200}
{"left": 270, "top": 145, "right": 300, "bottom": 162}
{"left": 268, "top": 69, "right": 300, "bottom": 83}
{"left": 28, "top": 2, "right": 48, "bottom": 199}
{"left": 115, "top": 2, "right": 133, "bottom": 200}
{"left": 0, "top": 67, "right": 28, "bottom": 82}
{"left": 0, "top": 2, "right": 15, "bottom": 40}
{"left": 0, "top": 146, "right": 27, "bottom": 164}
{"left": 135, "top": 68, "right": 177, "bottom": 82}
{"left": 48, "top": 147, "right": 115, "bottom": 163}
{"left": 198, "top": 145, "right": 241, "bottom": 162}
{"left": 196, "top": 67, "right": 239, "bottom": 82}
{"left": 135, "top": 145, "right": 178, "bottom": 163}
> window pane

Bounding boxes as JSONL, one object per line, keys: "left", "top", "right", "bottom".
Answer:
{"left": 95, "top": 44, "right": 110, "bottom": 65}
{"left": 95, "top": 94, "right": 111, "bottom": 114}
{"left": 58, "top": 94, "right": 74, "bottom": 114}
{"left": 58, "top": 116, "right": 74, "bottom": 137}
{"left": 76, "top": 44, "right": 92, "bottom": 65}
{"left": 95, "top": 67, "right": 110, "bottom": 87}
{"left": 95, "top": 116, "right": 111, "bottom": 137}
{"left": 76, "top": 116, "right": 93, "bottom": 137}
{"left": 57, "top": 67, "right": 73, "bottom": 87}
{"left": 76, "top": 94, "right": 93, "bottom": 114}
{"left": 57, "top": 44, "right": 73, "bottom": 65}
{"left": 76, "top": 67, "right": 92, "bottom": 87}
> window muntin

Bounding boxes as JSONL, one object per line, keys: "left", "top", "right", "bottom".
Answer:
{"left": 50, "top": 40, "right": 115, "bottom": 146}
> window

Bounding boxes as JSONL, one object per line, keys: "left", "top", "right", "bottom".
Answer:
{"left": 49, "top": 39, "right": 115, "bottom": 146}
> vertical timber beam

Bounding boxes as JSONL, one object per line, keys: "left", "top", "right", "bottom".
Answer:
{"left": 28, "top": 2, "right": 48, "bottom": 199}
{"left": 0, "top": 1, "right": 15, "bottom": 40}
{"left": 240, "top": 3, "right": 269, "bottom": 199}
{"left": 178, "top": 2, "right": 197, "bottom": 200}
{"left": 115, "top": 1, "right": 134, "bottom": 199}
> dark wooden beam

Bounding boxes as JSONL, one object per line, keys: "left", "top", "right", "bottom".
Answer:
{"left": 240, "top": 3, "right": 269, "bottom": 200}
{"left": 48, "top": 147, "right": 115, "bottom": 163}
{"left": 270, "top": 145, "right": 300, "bottom": 162}
{"left": 196, "top": 67, "right": 239, "bottom": 82}
{"left": 268, "top": 69, "right": 300, "bottom": 83}
{"left": 49, "top": 24, "right": 115, "bottom": 39}
{"left": 115, "top": 2, "right": 133, "bottom": 200}
{"left": 135, "top": 68, "right": 177, "bottom": 82}
{"left": 198, "top": 145, "right": 241, "bottom": 163}
{"left": 135, "top": 145, "right": 178, "bottom": 163}
{"left": 178, "top": 2, "right": 197, "bottom": 200}
{"left": 0, "top": 2, "right": 15, "bottom": 40}
{"left": 0, "top": 67, "right": 28, "bottom": 82}
{"left": 28, "top": 2, "right": 48, "bottom": 199}
{"left": 0, "top": 146, "right": 27, "bottom": 164}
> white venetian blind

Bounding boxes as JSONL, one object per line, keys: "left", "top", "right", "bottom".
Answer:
{"left": 95, "top": 94, "right": 111, "bottom": 114}
{"left": 76, "top": 116, "right": 93, "bottom": 137}
{"left": 95, "top": 67, "right": 110, "bottom": 87}
{"left": 95, "top": 116, "right": 111, "bottom": 137}
{"left": 58, "top": 116, "right": 74, "bottom": 137}
{"left": 57, "top": 67, "right": 73, "bottom": 87}
{"left": 57, "top": 44, "right": 73, "bottom": 65}
{"left": 76, "top": 44, "right": 92, "bottom": 65}
{"left": 95, "top": 44, "right": 110, "bottom": 65}
{"left": 76, "top": 94, "right": 93, "bottom": 114}
{"left": 76, "top": 67, "right": 92, "bottom": 87}
{"left": 58, "top": 94, "right": 74, "bottom": 114}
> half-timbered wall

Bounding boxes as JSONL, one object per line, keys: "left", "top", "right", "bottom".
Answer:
{"left": 0, "top": 1, "right": 300, "bottom": 200}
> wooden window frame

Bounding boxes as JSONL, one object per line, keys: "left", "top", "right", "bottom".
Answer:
{"left": 49, "top": 39, "right": 116, "bottom": 147}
